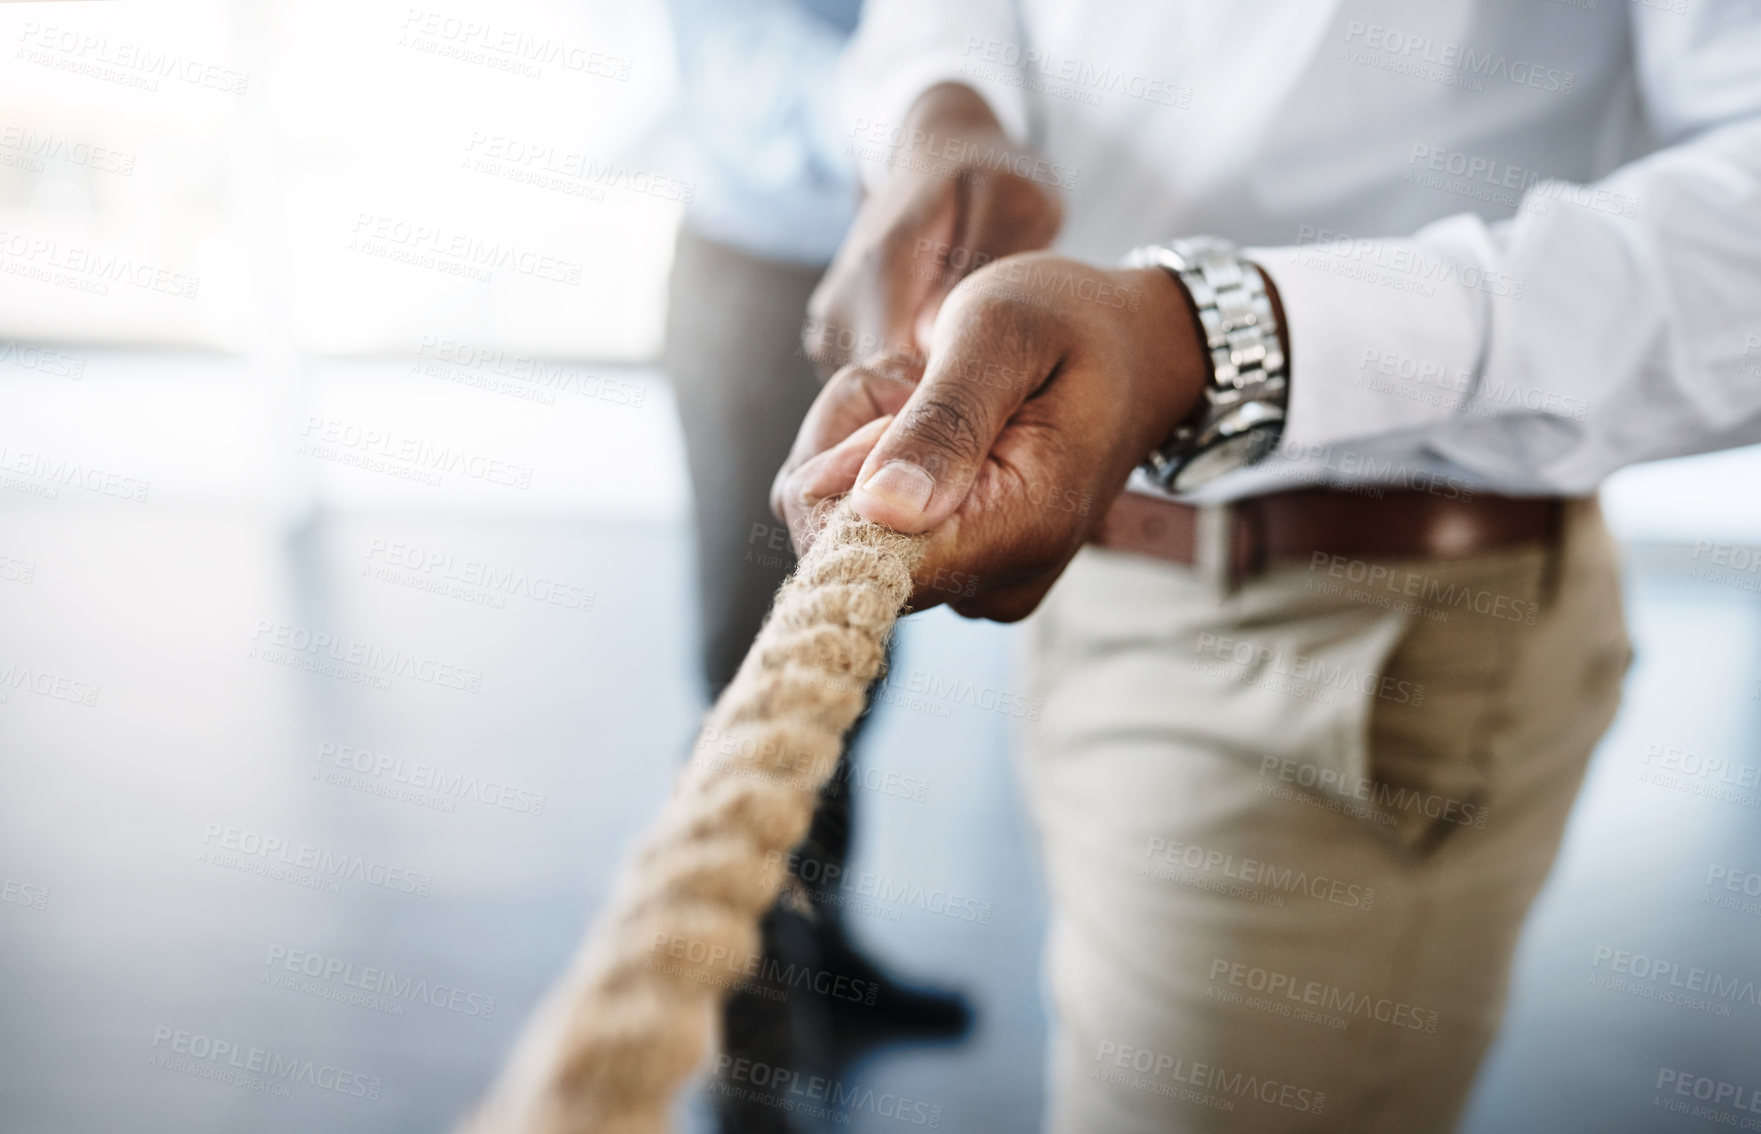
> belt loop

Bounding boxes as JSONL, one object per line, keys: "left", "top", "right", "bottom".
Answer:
{"left": 1196, "top": 502, "right": 1236, "bottom": 595}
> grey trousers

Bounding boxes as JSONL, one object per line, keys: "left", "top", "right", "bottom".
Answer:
{"left": 664, "top": 225, "right": 825, "bottom": 697}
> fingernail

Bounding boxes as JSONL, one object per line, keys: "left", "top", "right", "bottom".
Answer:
{"left": 855, "top": 460, "right": 934, "bottom": 519}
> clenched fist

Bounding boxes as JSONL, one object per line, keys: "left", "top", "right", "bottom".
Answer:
{"left": 773, "top": 251, "right": 1225, "bottom": 621}
{"left": 801, "top": 83, "right": 1063, "bottom": 373}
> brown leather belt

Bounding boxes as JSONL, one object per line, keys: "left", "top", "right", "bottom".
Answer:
{"left": 1090, "top": 487, "right": 1565, "bottom": 581}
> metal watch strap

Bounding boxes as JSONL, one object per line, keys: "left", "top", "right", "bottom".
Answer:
{"left": 1125, "top": 237, "right": 1288, "bottom": 492}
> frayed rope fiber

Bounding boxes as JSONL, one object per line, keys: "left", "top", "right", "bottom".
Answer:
{"left": 460, "top": 504, "right": 926, "bottom": 1134}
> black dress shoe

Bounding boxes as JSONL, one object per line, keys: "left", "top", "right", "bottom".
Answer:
{"left": 711, "top": 906, "right": 835, "bottom": 1134}
{"left": 811, "top": 923, "right": 974, "bottom": 1053}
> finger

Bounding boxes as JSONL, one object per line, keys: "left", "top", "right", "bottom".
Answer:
{"left": 772, "top": 416, "right": 894, "bottom": 551}
{"left": 771, "top": 356, "right": 922, "bottom": 532}
{"left": 804, "top": 182, "right": 957, "bottom": 372}
{"left": 909, "top": 173, "right": 980, "bottom": 351}
{"left": 899, "top": 464, "right": 1077, "bottom": 619}
{"left": 777, "top": 355, "right": 923, "bottom": 486}
{"left": 884, "top": 185, "right": 959, "bottom": 358}
{"left": 792, "top": 415, "right": 893, "bottom": 504}
{"left": 916, "top": 450, "right": 1086, "bottom": 610}
{"left": 956, "top": 169, "right": 1063, "bottom": 262}
{"left": 849, "top": 287, "right": 1059, "bottom": 533}
{"left": 907, "top": 360, "right": 1121, "bottom": 616}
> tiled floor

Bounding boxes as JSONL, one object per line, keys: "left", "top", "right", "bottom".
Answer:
{"left": 2, "top": 363, "right": 1759, "bottom": 1133}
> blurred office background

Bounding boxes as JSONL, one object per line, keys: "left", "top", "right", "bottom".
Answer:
{"left": 0, "top": 1, "right": 1758, "bottom": 1131}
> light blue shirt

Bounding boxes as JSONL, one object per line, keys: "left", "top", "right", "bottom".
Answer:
{"left": 669, "top": 0, "right": 863, "bottom": 264}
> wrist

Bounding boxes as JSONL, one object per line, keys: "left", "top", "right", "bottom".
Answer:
{"left": 1120, "top": 265, "right": 1210, "bottom": 461}
{"left": 1247, "top": 260, "right": 1290, "bottom": 363}
{"left": 1119, "top": 240, "right": 1290, "bottom": 492}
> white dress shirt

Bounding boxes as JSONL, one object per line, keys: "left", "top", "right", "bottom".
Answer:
{"left": 840, "top": 0, "right": 1761, "bottom": 500}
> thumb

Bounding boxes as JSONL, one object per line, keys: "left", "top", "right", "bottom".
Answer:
{"left": 849, "top": 293, "right": 1046, "bottom": 533}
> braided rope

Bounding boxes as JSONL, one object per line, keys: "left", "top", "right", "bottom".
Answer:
{"left": 460, "top": 504, "right": 925, "bottom": 1134}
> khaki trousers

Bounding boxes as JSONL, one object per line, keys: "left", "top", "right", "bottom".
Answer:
{"left": 1020, "top": 498, "right": 1633, "bottom": 1133}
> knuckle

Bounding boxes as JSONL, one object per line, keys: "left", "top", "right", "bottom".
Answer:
{"left": 801, "top": 290, "right": 886, "bottom": 368}
{"left": 996, "top": 177, "right": 1063, "bottom": 236}
{"left": 945, "top": 263, "right": 1010, "bottom": 312}
{"left": 855, "top": 353, "right": 922, "bottom": 393}
{"left": 826, "top": 359, "right": 881, "bottom": 402}
{"left": 820, "top": 357, "right": 916, "bottom": 418}
{"left": 901, "top": 388, "right": 990, "bottom": 471}
{"left": 800, "top": 322, "right": 843, "bottom": 369}
{"left": 947, "top": 260, "right": 1065, "bottom": 341}
{"left": 878, "top": 223, "right": 921, "bottom": 262}
{"left": 804, "top": 276, "right": 835, "bottom": 323}
{"left": 826, "top": 359, "right": 871, "bottom": 391}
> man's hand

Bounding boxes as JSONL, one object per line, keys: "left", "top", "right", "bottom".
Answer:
{"left": 773, "top": 252, "right": 1214, "bottom": 621}
{"left": 801, "top": 83, "right": 1063, "bottom": 373}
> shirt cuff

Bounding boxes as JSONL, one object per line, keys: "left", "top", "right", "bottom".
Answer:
{"left": 1246, "top": 218, "right": 1491, "bottom": 461}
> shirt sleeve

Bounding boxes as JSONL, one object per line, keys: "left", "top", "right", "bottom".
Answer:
{"left": 839, "top": 0, "right": 1032, "bottom": 191}
{"left": 1244, "top": 0, "right": 1761, "bottom": 497}
{"left": 665, "top": 0, "right": 861, "bottom": 261}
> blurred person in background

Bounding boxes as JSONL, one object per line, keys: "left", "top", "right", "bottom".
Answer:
{"left": 773, "top": 1, "right": 1761, "bottom": 1131}
{"left": 662, "top": 2, "right": 968, "bottom": 1129}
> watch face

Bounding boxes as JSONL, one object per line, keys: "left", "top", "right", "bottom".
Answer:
{"left": 1172, "top": 425, "right": 1281, "bottom": 492}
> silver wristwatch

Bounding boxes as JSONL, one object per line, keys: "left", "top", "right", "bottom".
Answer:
{"left": 1124, "top": 237, "right": 1288, "bottom": 492}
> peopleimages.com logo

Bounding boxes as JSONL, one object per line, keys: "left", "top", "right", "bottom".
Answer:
{"left": 148, "top": 1025, "right": 380, "bottom": 1099}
